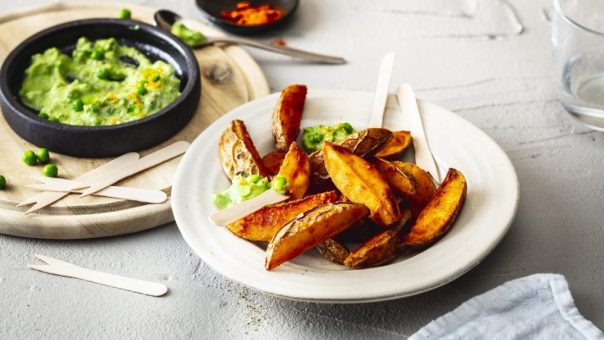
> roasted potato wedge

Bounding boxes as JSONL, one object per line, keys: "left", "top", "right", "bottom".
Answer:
{"left": 266, "top": 203, "right": 369, "bottom": 270}
{"left": 336, "top": 220, "right": 382, "bottom": 243}
{"left": 374, "top": 158, "right": 417, "bottom": 199}
{"left": 317, "top": 238, "right": 350, "bottom": 265}
{"left": 323, "top": 142, "right": 401, "bottom": 227}
{"left": 276, "top": 142, "right": 310, "bottom": 199}
{"left": 392, "top": 161, "right": 437, "bottom": 216}
{"left": 401, "top": 168, "right": 467, "bottom": 248}
{"left": 344, "top": 224, "right": 402, "bottom": 269}
{"left": 262, "top": 151, "right": 286, "bottom": 177}
{"left": 375, "top": 131, "right": 412, "bottom": 159}
{"left": 227, "top": 191, "right": 338, "bottom": 242}
{"left": 310, "top": 128, "right": 393, "bottom": 180}
{"left": 219, "top": 120, "right": 267, "bottom": 180}
{"left": 272, "top": 84, "right": 307, "bottom": 151}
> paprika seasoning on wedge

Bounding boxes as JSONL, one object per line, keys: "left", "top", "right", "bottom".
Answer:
{"left": 220, "top": 2, "right": 284, "bottom": 26}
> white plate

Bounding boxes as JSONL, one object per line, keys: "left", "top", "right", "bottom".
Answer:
{"left": 172, "top": 89, "right": 519, "bottom": 303}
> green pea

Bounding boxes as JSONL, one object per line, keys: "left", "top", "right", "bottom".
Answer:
{"left": 118, "top": 8, "right": 131, "bottom": 19}
{"left": 22, "top": 150, "right": 37, "bottom": 166}
{"left": 271, "top": 176, "right": 288, "bottom": 193}
{"left": 43, "top": 164, "right": 58, "bottom": 178}
{"left": 90, "top": 50, "right": 104, "bottom": 60}
{"left": 38, "top": 112, "right": 49, "bottom": 120}
{"left": 247, "top": 174, "right": 261, "bottom": 183}
{"left": 151, "top": 74, "right": 161, "bottom": 82}
{"left": 67, "top": 90, "right": 80, "bottom": 100}
{"left": 136, "top": 83, "right": 148, "bottom": 95}
{"left": 0, "top": 175, "right": 6, "bottom": 190}
{"left": 36, "top": 148, "right": 50, "bottom": 164}
{"left": 73, "top": 99, "right": 84, "bottom": 112}
{"left": 97, "top": 69, "right": 110, "bottom": 80}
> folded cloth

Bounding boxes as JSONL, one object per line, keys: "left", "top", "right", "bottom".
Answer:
{"left": 410, "top": 274, "right": 603, "bottom": 340}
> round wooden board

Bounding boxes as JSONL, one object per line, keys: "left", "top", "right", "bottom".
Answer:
{"left": 0, "top": 2, "right": 270, "bottom": 239}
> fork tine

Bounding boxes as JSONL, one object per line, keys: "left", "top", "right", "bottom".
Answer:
{"left": 27, "top": 264, "right": 49, "bottom": 271}
{"left": 34, "top": 254, "right": 75, "bottom": 268}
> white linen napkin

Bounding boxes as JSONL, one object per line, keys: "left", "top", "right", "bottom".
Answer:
{"left": 410, "top": 274, "right": 603, "bottom": 340}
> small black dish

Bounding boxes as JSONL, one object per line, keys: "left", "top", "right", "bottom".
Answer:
{"left": 0, "top": 18, "right": 201, "bottom": 158}
{"left": 196, "top": 0, "right": 299, "bottom": 35}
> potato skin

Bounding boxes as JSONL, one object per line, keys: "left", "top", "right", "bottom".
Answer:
{"left": 272, "top": 84, "right": 307, "bottom": 151}
{"left": 375, "top": 131, "right": 412, "bottom": 159}
{"left": 401, "top": 168, "right": 467, "bottom": 248}
{"left": 310, "top": 128, "right": 393, "bottom": 180}
{"left": 262, "top": 151, "right": 286, "bottom": 177}
{"left": 345, "top": 209, "right": 412, "bottom": 269}
{"left": 317, "top": 238, "right": 350, "bottom": 265}
{"left": 227, "top": 191, "right": 338, "bottom": 242}
{"left": 374, "top": 158, "right": 416, "bottom": 199}
{"left": 265, "top": 203, "right": 369, "bottom": 270}
{"left": 323, "top": 142, "right": 401, "bottom": 227}
{"left": 392, "top": 161, "right": 436, "bottom": 216}
{"left": 219, "top": 119, "right": 267, "bottom": 180}
{"left": 276, "top": 142, "right": 310, "bottom": 199}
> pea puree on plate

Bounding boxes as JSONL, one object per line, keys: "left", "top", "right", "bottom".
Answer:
{"left": 19, "top": 37, "right": 182, "bottom": 126}
{"left": 301, "top": 122, "right": 355, "bottom": 153}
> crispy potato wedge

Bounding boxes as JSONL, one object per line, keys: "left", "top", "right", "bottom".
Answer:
{"left": 375, "top": 131, "right": 412, "bottom": 159}
{"left": 272, "top": 84, "right": 307, "bottom": 151}
{"left": 392, "top": 161, "right": 437, "bottom": 216}
{"left": 345, "top": 209, "right": 412, "bottom": 269}
{"left": 337, "top": 220, "right": 381, "bottom": 243}
{"left": 276, "top": 142, "right": 310, "bottom": 199}
{"left": 219, "top": 119, "right": 267, "bottom": 180}
{"left": 262, "top": 151, "right": 286, "bottom": 177}
{"left": 227, "top": 191, "right": 338, "bottom": 242}
{"left": 310, "top": 128, "right": 393, "bottom": 180}
{"left": 266, "top": 203, "right": 369, "bottom": 270}
{"left": 374, "top": 158, "right": 417, "bottom": 199}
{"left": 317, "top": 238, "right": 350, "bottom": 265}
{"left": 323, "top": 142, "right": 401, "bottom": 227}
{"left": 401, "top": 168, "right": 467, "bottom": 248}
{"left": 344, "top": 224, "right": 402, "bottom": 269}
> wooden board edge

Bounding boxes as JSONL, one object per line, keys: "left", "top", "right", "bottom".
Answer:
{"left": 0, "top": 199, "right": 174, "bottom": 239}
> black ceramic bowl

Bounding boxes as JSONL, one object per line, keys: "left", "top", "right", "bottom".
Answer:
{"left": 196, "top": 0, "right": 299, "bottom": 35}
{"left": 0, "top": 18, "right": 201, "bottom": 158}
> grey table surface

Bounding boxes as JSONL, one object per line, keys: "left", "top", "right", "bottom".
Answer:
{"left": 1, "top": 0, "right": 603, "bottom": 339}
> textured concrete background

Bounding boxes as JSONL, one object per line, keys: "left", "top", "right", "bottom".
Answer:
{"left": 1, "top": 0, "right": 604, "bottom": 338}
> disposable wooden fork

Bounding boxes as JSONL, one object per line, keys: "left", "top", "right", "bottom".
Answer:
{"left": 79, "top": 141, "right": 190, "bottom": 198}
{"left": 28, "top": 254, "right": 168, "bottom": 297}
{"left": 26, "top": 176, "right": 167, "bottom": 204}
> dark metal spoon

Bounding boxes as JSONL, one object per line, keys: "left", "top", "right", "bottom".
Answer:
{"left": 154, "top": 9, "right": 346, "bottom": 64}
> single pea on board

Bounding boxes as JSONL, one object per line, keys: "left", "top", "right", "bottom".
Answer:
{"left": 0, "top": 175, "right": 6, "bottom": 189}
{"left": 118, "top": 8, "right": 131, "bottom": 20}
{"left": 36, "top": 148, "right": 50, "bottom": 164}
{"left": 43, "top": 164, "right": 58, "bottom": 178}
{"left": 22, "top": 150, "right": 37, "bottom": 166}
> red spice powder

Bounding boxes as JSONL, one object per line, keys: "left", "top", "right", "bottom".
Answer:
{"left": 220, "top": 2, "right": 284, "bottom": 26}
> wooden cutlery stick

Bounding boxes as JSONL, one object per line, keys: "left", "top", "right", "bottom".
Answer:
{"left": 397, "top": 84, "right": 440, "bottom": 182}
{"left": 209, "top": 189, "right": 289, "bottom": 226}
{"left": 26, "top": 177, "right": 167, "bottom": 204}
{"left": 368, "top": 52, "right": 396, "bottom": 128}
{"left": 28, "top": 254, "right": 168, "bottom": 297}
{"left": 79, "top": 141, "right": 190, "bottom": 198}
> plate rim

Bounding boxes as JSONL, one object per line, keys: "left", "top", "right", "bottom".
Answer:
{"left": 172, "top": 89, "right": 520, "bottom": 303}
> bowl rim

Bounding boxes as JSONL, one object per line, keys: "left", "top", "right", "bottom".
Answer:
{"left": 0, "top": 17, "right": 200, "bottom": 132}
{"left": 195, "top": 0, "right": 299, "bottom": 30}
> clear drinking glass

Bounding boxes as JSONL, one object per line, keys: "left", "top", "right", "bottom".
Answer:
{"left": 553, "top": 0, "right": 604, "bottom": 130}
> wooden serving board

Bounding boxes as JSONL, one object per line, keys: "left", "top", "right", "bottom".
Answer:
{"left": 0, "top": 2, "right": 270, "bottom": 239}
